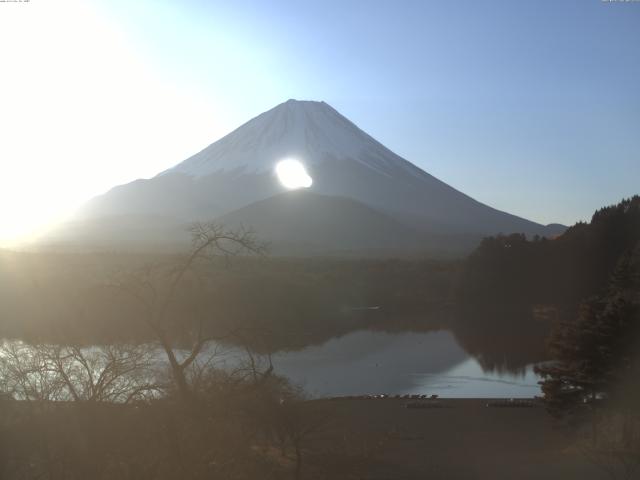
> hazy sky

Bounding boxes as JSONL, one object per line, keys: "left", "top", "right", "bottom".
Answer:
{"left": 1, "top": 0, "right": 638, "bottom": 243}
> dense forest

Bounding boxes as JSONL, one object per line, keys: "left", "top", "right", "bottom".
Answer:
{"left": 537, "top": 243, "right": 640, "bottom": 415}
{"left": 0, "top": 249, "right": 454, "bottom": 352}
{"left": 453, "top": 196, "right": 640, "bottom": 370}
{"left": 458, "top": 196, "right": 640, "bottom": 310}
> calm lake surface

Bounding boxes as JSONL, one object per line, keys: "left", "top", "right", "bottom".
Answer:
{"left": 2, "top": 329, "right": 541, "bottom": 399}
{"left": 267, "top": 330, "right": 541, "bottom": 398}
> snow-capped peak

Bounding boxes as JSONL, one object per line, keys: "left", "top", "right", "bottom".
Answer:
{"left": 161, "top": 99, "right": 421, "bottom": 178}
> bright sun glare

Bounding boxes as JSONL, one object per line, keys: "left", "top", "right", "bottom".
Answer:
{"left": 275, "top": 159, "right": 313, "bottom": 190}
{"left": 0, "top": 1, "right": 220, "bottom": 247}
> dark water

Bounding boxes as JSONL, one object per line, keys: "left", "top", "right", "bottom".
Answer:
{"left": 268, "top": 330, "right": 541, "bottom": 398}
{"left": 1, "top": 329, "right": 540, "bottom": 399}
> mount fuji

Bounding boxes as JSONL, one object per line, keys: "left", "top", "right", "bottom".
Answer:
{"left": 51, "top": 99, "right": 564, "bottom": 255}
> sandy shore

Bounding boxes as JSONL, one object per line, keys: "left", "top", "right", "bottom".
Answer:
{"left": 301, "top": 398, "right": 602, "bottom": 479}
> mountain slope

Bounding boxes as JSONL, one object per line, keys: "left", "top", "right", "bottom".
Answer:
{"left": 216, "top": 190, "right": 430, "bottom": 256}
{"left": 59, "top": 99, "right": 562, "bottom": 254}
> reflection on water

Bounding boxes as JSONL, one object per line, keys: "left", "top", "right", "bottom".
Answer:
{"left": 269, "top": 330, "right": 541, "bottom": 398}
{"left": 404, "top": 359, "right": 540, "bottom": 398}
{"left": 0, "top": 329, "right": 542, "bottom": 399}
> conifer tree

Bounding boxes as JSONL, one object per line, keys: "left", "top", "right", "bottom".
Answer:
{"left": 536, "top": 244, "right": 640, "bottom": 420}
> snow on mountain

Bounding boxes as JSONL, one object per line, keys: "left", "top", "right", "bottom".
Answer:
{"left": 54, "top": 99, "right": 564, "bottom": 255}
{"left": 162, "top": 99, "right": 421, "bottom": 179}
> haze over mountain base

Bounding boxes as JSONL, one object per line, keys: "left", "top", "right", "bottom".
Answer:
{"left": 41, "top": 100, "right": 564, "bottom": 256}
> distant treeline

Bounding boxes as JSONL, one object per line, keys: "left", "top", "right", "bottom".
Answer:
{"left": 458, "top": 195, "right": 640, "bottom": 310}
{"left": 453, "top": 196, "right": 640, "bottom": 369}
{"left": 0, "top": 253, "right": 455, "bottom": 351}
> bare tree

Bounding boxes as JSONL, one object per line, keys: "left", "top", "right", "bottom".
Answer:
{"left": 0, "top": 341, "right": 163, "bottom": 479}
{"left": 0, "top": 341, "right": 159, "bottom": 403}
{"left": 275, "top": 397, "right": 328, "bottom": 480}
{"left": 0, "top": 224, "right": 302, "bottom": 480}
{"left": 111, "top": 222, "right": 266, "bottom": 400}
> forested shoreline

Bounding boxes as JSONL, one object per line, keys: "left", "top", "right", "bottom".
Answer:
{"left": 0, "top": 249, "right": 455, "bottom": 351}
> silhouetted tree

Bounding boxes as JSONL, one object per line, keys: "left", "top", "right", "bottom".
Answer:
{"left": 113, "top": 222, "right": 266, "bottom": 400}
{"left": 456, "top": 196, "right": 640, "bottom": 369}
{"left": 536, "top": 243, "right": 640, "bottom": 427}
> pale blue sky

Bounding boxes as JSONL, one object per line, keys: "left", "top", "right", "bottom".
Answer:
{"left": 1, "top": 0, "right": 638, "bottom": 241}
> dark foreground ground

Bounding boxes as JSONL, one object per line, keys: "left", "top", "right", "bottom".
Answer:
{"left": 300, "top": 398, "right": 602, "bottom": 480}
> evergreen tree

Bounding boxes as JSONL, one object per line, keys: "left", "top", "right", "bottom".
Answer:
{"left": 536, "top": 244, "right": 640, "bottom": 420}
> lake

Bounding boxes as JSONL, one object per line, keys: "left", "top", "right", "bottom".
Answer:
{"left": 266, "top": 330, "right": 541, "bottom": 398}
{"left": 0, "top": 329, "right": 541, "bottom": 399}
